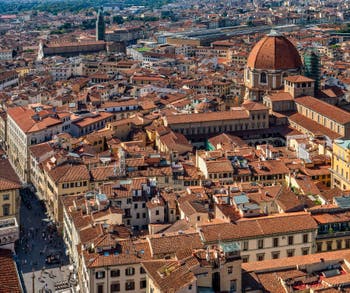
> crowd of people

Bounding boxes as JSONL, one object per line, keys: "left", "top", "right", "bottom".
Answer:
{"left": 16, "top": 188, "right": 71, "bottom": 292}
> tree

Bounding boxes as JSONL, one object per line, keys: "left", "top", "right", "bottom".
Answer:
{"left": 60, "top": 22, "right": 72, "bottom": 30}
{"left": 81, "top": 19, "right": 95, "bottom": 30}
{"left": 113, "top": 15, "right": 124, "bottom": 24}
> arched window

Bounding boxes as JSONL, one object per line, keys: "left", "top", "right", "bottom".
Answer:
{"left": 260, "top": 72, "right": 267, "bottom": 84}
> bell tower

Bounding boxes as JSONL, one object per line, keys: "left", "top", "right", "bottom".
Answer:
{"left": 96, "top": 7, "right": 105, "bottom": 41}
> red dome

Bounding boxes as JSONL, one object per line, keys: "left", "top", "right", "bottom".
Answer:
{"left": 247, "top": 33, "right": 302, "bottom": 70}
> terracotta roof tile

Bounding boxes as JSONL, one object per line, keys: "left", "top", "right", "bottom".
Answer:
{"left": 199, "top": 212, "right": 317, "bottom": 243}
{"left": 0, "top": 159, "right": 21, "bottom": 191}
{"left": 0, "top": 249, "right": 22, "bottom": 293}
{"left": 295, "top": 96, "right": 350, "bottom": 125}
{"left": 29, "top": 142, "right": 54, "bottom": 160}
{"left": 288, "top": 112, "right": 341, "bottom": 140}
{"left": 73, "top": 112, "right": 113, "bottom": 128}
{"left": 206, "top": 159, "right": 234, "bottom": 174}
{"left": 7, "top": 106, "right": 62, "bottom": 133}
{"left": 147, "top": 231, "right": 203, "bottom": 257}
{"left": 47, "top": 164, "right": 90, "bottom": 183}
{"left": 142, "top": 259, "right": 196, "bottom": 292}
{"left": 165, "top": 109, "right": 249, "bottom": 125}
{"left": 266, "top": 91, "right": 294, "bottom": 101}
{"left": 247, "top": 34, "right": 302, "bottom": 70}
{"left": 242, "top": 249, "right": 350, "bottom": 273}
{"left": 179, "top": 201, "right": 208, "bottom": 216}
{"left": 284, "top": 75, "right": 314, "bottom": 83}
{"left": 85, "top": 239, "right": 151, "bottom": 267}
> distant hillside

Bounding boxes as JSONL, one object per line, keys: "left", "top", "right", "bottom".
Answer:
{"left": 0, "top": 0, "right": 173, "bottom": 14}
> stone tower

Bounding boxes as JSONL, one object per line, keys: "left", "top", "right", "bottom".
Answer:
{"left": 96, "top": 7, "right": 105, "bottom": 41}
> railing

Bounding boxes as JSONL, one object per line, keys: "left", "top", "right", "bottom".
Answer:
{"left": 0, "top": 217, "right": 18, "bottom": 230}
{"left": 0, "top": 218, "right": 19, "bottom": 245}
{"left": 317, "top": 230, "right": 350, "bottom": 239}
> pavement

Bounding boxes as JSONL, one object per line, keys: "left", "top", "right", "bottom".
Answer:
{"left": 15, "top": 188, "right": 73, "bottom": 293}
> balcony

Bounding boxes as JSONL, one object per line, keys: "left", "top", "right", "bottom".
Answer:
{"left": 317, "top": 221, "right": 350, "bottom": 239}
{"left": 317, "top": 230, "right": 350, "bottom": 239}
{"left": 0, "top": 217, "right": 19, "bottom": 246}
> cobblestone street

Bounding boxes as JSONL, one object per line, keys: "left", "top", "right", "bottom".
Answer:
{"left": 16, "top": 188, "right": 73, "bottom": 292}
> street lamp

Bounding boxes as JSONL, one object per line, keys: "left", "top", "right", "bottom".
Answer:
{"left": 32, "top": 268, "right": 35, "bottom": 293}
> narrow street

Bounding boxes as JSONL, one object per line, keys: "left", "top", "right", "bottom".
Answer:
{"left": 16, "top": 188, "right": 73, "bottom": 293}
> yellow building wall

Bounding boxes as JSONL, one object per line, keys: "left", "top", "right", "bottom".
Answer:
{"left": 45, "top": 173, "right": 90, "bottom": 228}
{"left": 331, "top": 142, "right": 350, "bottom": 190}
{"left": 0, "top": 189, "right": 19, "bottom": 220}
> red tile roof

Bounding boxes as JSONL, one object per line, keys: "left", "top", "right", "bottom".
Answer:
{"left": 295, "top": 96, "right": 350, "bottom": 125}
{"left": 142, "top": 259, "right": 196, "bottom": 292}
{"left": 288, "top": 112, "right": 342, "bottom": 140}
{"left": 29, "top": 142, "right": 54, "bottom": 160}
{"left": 73, "top": 112, "right": 113, "bottom": 128}
{"left": 165, "top": 109, "right": 249, "bottom": 125}
{"left": 242, "top": 249, "right": 350, "bottom": 273}
{"left": 199, "top": 212, "right": 317, "bottom": 243}
{"left": 247, "top": 34, "right": 302, "bottom": 70}
{"left": 266, "top": 91, "right": 294, "bottom": 101}
{"left": 85, "top": 239, "right": 151, "bottom": 267}
{"left": 284, "top": 75, "right": 314, "bottom": 83}
{"left": 47, "top": 164, "right": 90, "bottom": 183}
{"left": 0, "top": 249, "right": 22, "bottom": 293}
{"left": 147, "top": 231, "right": 203, "bottom": 256}
{"left": 7, "top": 106, "right": 62, "bottom": 133}
{"left": 0, "top": 159, "right": 21, "bottom": 191}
